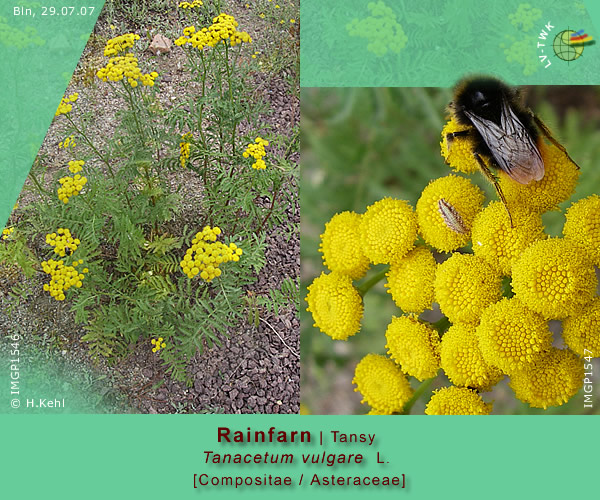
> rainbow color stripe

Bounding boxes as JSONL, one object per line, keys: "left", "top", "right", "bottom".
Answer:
{"left": 569, "top": 29, "right": 593, "bottom": 44}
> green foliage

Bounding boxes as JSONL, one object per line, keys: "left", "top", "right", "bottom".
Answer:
{"left": 5, "top": 8, "right": 298, "bottom": 384}
{"left": 247, "top": 0, "right": 300, "bottom": 92}
{"left": 102, "top": 0, "right": 173, "bottom": 28}
{"left": 256, "top": 276, "right": 299, "bottom": 317}
{"left": 0, "top": 231, "right": 38, "bottom": 278}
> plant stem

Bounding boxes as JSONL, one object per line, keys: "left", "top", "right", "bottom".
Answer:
{"left": 65, "top": 108, "right": 133, "bottom": 210}
{"left": 284, "top": 129, "right": 300, "bottom": 160}
{"left": 401, "top": 377, "right": 436, "bottom": 415}
{"left": 356, "top": 267, "right": 389, "bottom": 297}
{"left": 255, "top": 181, "right": 281, "bottom": 235}
{"left": 28, "top": 172, "right": 52, "bottom": 197}
{"left": 431, "top": 315, "right": 451, "bottom": 335}
{"left": 123, "top": 81, "right": 146, "bottom": 141}
{"left": 224, "top": 42, "right": 237, "bottom": 160}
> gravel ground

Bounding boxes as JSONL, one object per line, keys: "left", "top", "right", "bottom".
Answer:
{"left": 0, "top": 0, "right": 299, "bottom": 414}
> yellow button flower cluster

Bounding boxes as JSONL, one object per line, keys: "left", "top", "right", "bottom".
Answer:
{"left": 319, "top": 211, "right": 370, "bottom": 280}
{"left": 41, "top": 259, "right": 87, "bottom": 301}
{"left": 55, "top": 93, "right": 78, "bottom": 116}
{"left": 385, "top": 315, "right": 440, "bottom": 381}
{"left": 151, "top": 337, "right": 166, "bottom": 353}
{"left": 352, "top": 354, "right": 414, "bottom": 414}
{"left": 104, "top": 33, "right": 140, "bottom": 56}
{"left": 2, "top": 227, "right": 14, "bottom": 240}
{"left": 360, "top": 197, "right": 417, "bottom": 264}
{"left": 59, "top": 135, "right": 76, "bottom": 148}
{"left": 440, "top": 323, "right": 503, "bottom": 391}
{"left": 45, "top": 228, "right": 81, "bottom": 257}
{"left": 180, "top": 226, "right": 243, "bottom": 281}
{"left": 511, "top": 238, "right": 597, "bottom": 320}
{"left": 425, "top": 387, "right": 492, "bottom": 415}
{"left": 417, "top": 174, "right": 484, "bottom": 252}
{"left": 178, "top": 0, "right": 203, "bottom": 8}
{"left": 385, "top": 246, "right": 436, "bottom": 314}
{"left": 509, "top": 348, "right": 583, "bottom": 409}
{"left": 243, "top": 137, "right": 269, "bottom": 170}
{"left": 305, "top": 271, "right": 363, "bottom": 341}
{"left": 96, "top": 53, "right": 159, "bottom": 88}
{"left": 175, "top": 14, "right": 252, "bottom": 49}
{"left": 58, "top": 174, "right": 87, "bottom": 203}
{"left": 563, "top": 194, "right": 600, "bottom": 266}
{"left": 477, "top": 298, "right": 552, "bottom": 374}
{"left": 179, "top": 132, "right": 192, "bottom": 168}
{"left": 307, "top": 93, "right": 597, "bottom": 414}
{"left": 68, "top": 160, "right": 84, "bottom": 173}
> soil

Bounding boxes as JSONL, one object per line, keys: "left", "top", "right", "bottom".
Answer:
{"left": 0, "top": 0, "right": 300, "bottom": 414}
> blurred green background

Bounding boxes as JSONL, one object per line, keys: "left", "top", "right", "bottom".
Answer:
{"left": 300, "top": 85, "right": 600, "bottom": 415}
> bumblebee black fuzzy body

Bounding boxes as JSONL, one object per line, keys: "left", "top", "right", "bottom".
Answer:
{"left": 446, "top": 76, "right": 578, "bottom": 224}
{"left": 448, "top": 77, "right": 546, "bottom": 185}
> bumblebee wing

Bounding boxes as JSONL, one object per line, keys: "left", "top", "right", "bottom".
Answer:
{"left": 464, "top": 100, "right": 544, "bottom": 184}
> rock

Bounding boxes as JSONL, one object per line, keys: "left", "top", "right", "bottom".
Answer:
{"left": 149, "top": 34, "right": 172, "bottom": 55}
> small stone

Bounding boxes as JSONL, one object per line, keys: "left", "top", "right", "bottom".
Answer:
{"left": 149, "top": 34, "right": 172, "bottom": 55}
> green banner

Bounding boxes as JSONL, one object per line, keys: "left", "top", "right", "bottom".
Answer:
{"left": 0, "top": 1, "right": 104, "bottom": 230}
{"left": 301, "top": 0, "right": 600, "bottom": 86}
{"left": 1, "top": 415, "right": 598, "bottom": 498}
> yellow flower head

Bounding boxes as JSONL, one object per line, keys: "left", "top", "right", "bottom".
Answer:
{"left": 179, "top": 226, "right": 242, "bottom": 281}
{"left": 471, "top": 201, "right": 547, "bottom": 276}
{"left": 434, "top": 253, "right": 502, "bottom": 324}
{"left": 416, "top": 175, "right": 484, "bottom": 252}
{"left": 305, "top": 271, "right": 363, "bottom": 341}
{"left": 440, "top": 118, "right": 480, "bottom": 174}
{"left": 385, "top": 315, "right": 440, "bottom": 381}
{"left": 498, "top": 141, "right": 579, "bottom": 213}
{"left": 178, "top": 0, "right": 203, "bottom": 9}
{"left": 179, "top": 132, "right": 192, "bottom": 168}
{"left": 45, "top": 228, "right": 81, "bottom": 257}
{"left": 476, "top": 298, "right": 552, "bottom": 374}
{"left": 385, "top": 246, "right": 436, "bottom": 314}
{"left": 563, "top": 194, "right": 600, "bottom": 266}
{"left": 440, "top": 323, "right": 503, "bottom": 390}
{"left": 2, "top": 227, "right": 15, "bottom": 240}
{"left": 104, "top": 33, "right": 140, "bottom": 56}
{"left": 55, "top": 93, "right": 78, "bottom": 116}
{"left": 359, "top": 197, "right": 417, "bottom": 264}
{"left": 59, "top": 135, "right": 76, "bottom": 149}
{"left": 96, "top": 53, "right": 158, "bottom": 87}
{"left": 509, "top": 348, "right": 584, "bottom": 409}
{"left": 319, "top": 211, "right": 370, "bottom": 280}
{"left": 67, "top": 160, "right": 85, "bottom": 174}
{"left": 41, "top": 258, "right": 86, "bottom": 301}
{"left": 243, "top": 137, "right": 269, "bottom": 170}
{"left": 353, "top": 354, "right": 414, "bottom": 414}
{"left": 366, "top": 407, "right": 389, "bottom": 415}
{"left": 151, "top": 337, "right": 167, "bottom": 353}
{"left": 57, "top": 175, "right": 87, "bottom": 203}
{"left": 175, "top": 14, "right": 251, "bottom": 50}
{"left": 562, "top": 297, "right": 600, "bottom": 357}
{"left": 425, "top": 386, "right": 492, "bottom": 415}
{"left": 512, "top": 238, "right": 597, "bottom": 319}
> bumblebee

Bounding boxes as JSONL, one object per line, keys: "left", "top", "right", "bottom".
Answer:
{"left": 446, "top": 76, "right": 578, "bottom": 224}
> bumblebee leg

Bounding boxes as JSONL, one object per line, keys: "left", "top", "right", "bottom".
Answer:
{"left": 532, "top": 114, "right": 580, "bottom": 169}
{"left": 473, "top": 153, "right": 514, "bottom": 228}
{"left": 445, "top": 129, "right": 470, "bottom": 151}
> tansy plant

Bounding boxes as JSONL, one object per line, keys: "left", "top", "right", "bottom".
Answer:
{"left": 5, "top": 12, "right": 298, "bottom": 384}
{"left": 306, "top": 110, "right": 598, "bottom": 415}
